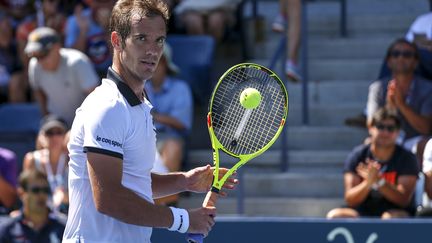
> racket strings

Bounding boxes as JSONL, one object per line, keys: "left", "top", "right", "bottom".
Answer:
{"left": 211, "top": 66, "right": 286, "bottom": 155}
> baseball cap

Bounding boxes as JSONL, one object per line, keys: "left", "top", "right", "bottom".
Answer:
{"left": 163, "top": 43, "right": 180, "bottom": 75}
{"left": 40, "top": 114, "right": 67, "bottom": 134}
{"left": 24, "top": 27, "right": 60, "bottom": 55}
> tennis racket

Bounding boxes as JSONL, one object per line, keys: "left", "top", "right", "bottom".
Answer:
{"left": 187, "top": 63, "right": 289, "bottom": 243}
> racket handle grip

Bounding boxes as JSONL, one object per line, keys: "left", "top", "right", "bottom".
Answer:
{"left": 186, "top": 233, "right": 203, "bottom": 243}
{"left": 185, "top": 191, "right": 218, "bottom": 243}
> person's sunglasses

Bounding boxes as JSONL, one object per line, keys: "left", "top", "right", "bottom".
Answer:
{"left": 32, "top": 50, "right": 50, "bottom": 61}
{"left": 45, "top": 129, "right": 65, "bottom": 137}
{"left": 28, "top": 186, "right": 51, "bottom": 194}
{"left": 389, "top": 50, "right": 415, "bottom": 59}
{"left": 375, "top": 124, "right": 398, "bottom": 132}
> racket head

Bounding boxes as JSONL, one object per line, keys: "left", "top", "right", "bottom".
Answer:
{"left": 209, "top": 63, "right": 288, "bottom": 156}
{"left": 207, "top": 63, "right": 288, "bottom": 188}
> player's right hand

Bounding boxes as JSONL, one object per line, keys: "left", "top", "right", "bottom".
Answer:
{"left": 187, "top": 207, "right": 216, "bottom": 237}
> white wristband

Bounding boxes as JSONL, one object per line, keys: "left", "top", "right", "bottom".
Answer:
{"left": 168, "top": 207, "right": 189, "bottom": 233}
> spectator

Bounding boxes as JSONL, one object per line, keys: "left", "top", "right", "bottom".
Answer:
{"left": 23, "top": 115, "right": 69, "bottom": 214}
{"left": 15, "top": 0, "right": 66, "bottom": 70}
{"left": 405, "top": 11, "right": 432, "bottom": 80}
{"left": 0, "top": 147, "right": 18, "bottom": 215}
{"left": 25, "top": 27, "right": 99, "bottom": 126}
{"left": 346, "top": 13, "right": 432, "bottom": 128}
{"left": 367, "top": 38, "right": 432, "bottom": 160}
{"left": 327, "top": 108, "right": 419, "bottom": 219}
{"left": 415, "top": 137, "right": 432, "bottom": 216}
{"left": 145, "top": 43, "right": 193, "bottom": 205}
{"left": 271, "top": 0, "right": 302, "bottom": 82}
{"left": 0, "top": 11, "right": 26, "bottom": 103}
{"left": 0, "top": 169, "right": 65, "bottom": 242}
{"left": 64, "top": 0, "right": 115, "bottom": 77}
{"left": 174, "top": 0, "right": 242, "bottom": 43}
{"left": 0, "top": 0, "right": 35, "bottom": 27}
{"left": 377, "top": 11, "right": 432, "bottom": 81}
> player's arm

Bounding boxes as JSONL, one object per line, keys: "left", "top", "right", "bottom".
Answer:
{"left": 151, "top": 165, "right": 238, "bottom": 199}
{"left": 377, "top": 175, "right": 417, "bottom": 207}
{"left": 87, "top": 152, "right": 216, "bottom": 234}
{"left": 87, "top": 151, "right": 172, "bottom": 227}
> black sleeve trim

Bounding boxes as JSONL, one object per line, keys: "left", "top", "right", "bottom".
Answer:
{"left": 84, "top": 146, "right": 123, "bottom": 159}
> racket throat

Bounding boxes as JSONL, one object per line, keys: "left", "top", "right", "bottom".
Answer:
{"left": 210, "top": 187, "right": 220, "bottom": 194}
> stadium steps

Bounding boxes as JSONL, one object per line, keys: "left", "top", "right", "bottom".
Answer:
{"left": 180, "top": 0, "right": 427, "bottom": 217}
{"left": 178, "top": 197, "right": 344, "bottom": 217}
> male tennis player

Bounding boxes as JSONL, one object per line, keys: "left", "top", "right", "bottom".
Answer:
{"left": 63, "top": 0, "right": 237, "bottom": 242}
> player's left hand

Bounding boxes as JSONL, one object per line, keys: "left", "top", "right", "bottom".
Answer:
{"left": 185, "top": 165, "right": 238, "bottom": 196}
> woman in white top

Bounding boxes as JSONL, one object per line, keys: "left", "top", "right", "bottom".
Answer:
{"left": 23, "top": 115, "right": 69, "bottom": 214}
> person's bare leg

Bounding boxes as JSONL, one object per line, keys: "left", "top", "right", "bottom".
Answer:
{"left": 327, "top": 208, "right": 359, "bottom": 218}
{"left": 272, "top": 0, "right": 288, "bottom": 32}
{"left": 286, "top": 0, "right": 301, "bottom": 64}
{"left": 285, "top": 0, "right": 302, "bottom": 82}
{"left": 160, "top": 139, "right": 184, "bottom": 172}
{"left": 154, "top": 139, "right": 184, "bottom": 206}
{"left": 381, "top": 209, "right": 410, "bottom": 219}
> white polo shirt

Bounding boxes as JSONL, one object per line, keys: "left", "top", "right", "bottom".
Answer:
{"left": 63, "top": 68, "right": 156, "bottom": 243}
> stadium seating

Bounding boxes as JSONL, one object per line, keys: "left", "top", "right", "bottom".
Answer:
{"left": 0, "top": 103, "right": 41, "bottom": 170}
{"left": 167, "top": 35, "right": 215, "bottom": 105}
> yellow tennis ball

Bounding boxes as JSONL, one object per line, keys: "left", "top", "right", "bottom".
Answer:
{"left": 240, "top": 88, "right": 261, "bottom": 109}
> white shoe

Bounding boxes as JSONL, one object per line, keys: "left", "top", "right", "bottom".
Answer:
{"left": 285, "top": 61, "right": 302, "bottom": 82}
{"left": 272, "top": 15, "right": 286, "bottom": 33}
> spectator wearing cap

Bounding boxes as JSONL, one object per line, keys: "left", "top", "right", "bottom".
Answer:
{"left": 0, "top": 147, "right": 18, "bottom": 215}
{"left": 0, "top": 170, "right": 65, "bottom": 242}
{"left": 22, "top": 115, "right": 69, "bottom": 214}
{"left": 26, "top": 27, "right": 99, "bottom": 126}
{"left": 145, "top": 43, "right": 193, "bottom": 206}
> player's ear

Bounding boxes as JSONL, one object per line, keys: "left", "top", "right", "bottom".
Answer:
{"left": 111, "top": 31, "right": 123, "bottom": 51}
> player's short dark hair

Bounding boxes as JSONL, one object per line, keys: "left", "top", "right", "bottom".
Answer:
{"left": 110, "top": 0, "right": 169, "bottom": 45}
{"left": 371, "top": 107, "right": 401, "bottom": 129}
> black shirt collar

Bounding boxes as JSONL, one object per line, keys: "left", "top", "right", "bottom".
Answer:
{"left": 107, "top": 67, "right": 141, "bottom": 106}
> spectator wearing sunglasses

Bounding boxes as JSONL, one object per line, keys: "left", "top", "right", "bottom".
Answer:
{"left": 327, "top": 108, "right": 419, "bottom": 218}
{"left": 366, "top": 38, "right": 432, "bottom": 160}
{"left": 22, "top": 115, "right": 69, "bottom": 215}
{"left": 0, "top": 169, "right": 65, "bottom": 242}
{"left": 25, "top": 27, "right": 99, "bottom": 127}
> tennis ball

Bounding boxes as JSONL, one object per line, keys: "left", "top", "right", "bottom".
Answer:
{"left": 240, "top": 88, "right": 261, "bottom": 109}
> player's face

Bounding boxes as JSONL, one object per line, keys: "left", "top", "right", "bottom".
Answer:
{"left": 121, "top": 15, "right": 166, "bottom": 83}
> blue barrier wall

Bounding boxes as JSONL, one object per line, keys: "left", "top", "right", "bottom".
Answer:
{"left": 152, "top": 217, "right": 431, "bottom": 243}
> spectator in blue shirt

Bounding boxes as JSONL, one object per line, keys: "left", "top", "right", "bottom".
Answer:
{"left": 145, "top": 43, "right": 193, "bottom": 205}
{"left": 64, "top": 0, "right": 115, "bottom": 77}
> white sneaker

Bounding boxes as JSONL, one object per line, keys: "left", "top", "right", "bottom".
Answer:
{"left": 285, "top": 61, "right": 302, "bottom": 82}
{"left": 272, "top": 15, "right": 286, "bottom": 33}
